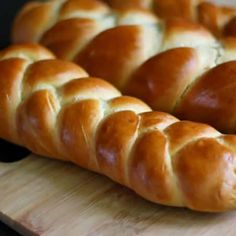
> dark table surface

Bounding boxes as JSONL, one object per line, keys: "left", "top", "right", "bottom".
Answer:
{"left": 0, "top": 1, "right": 32, "bottom": 235}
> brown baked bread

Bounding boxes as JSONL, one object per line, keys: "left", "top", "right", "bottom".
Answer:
{"left": 102, "top": 0, "right": 236, "bottom": 38}
{"left": 13, "top": 0, "right": 236, "bottom": 42}
{"left": 12, "top": 0, "right": 236, "bottom": 133}
{"left": 2, "top": 43, "right": 236, "bottom": 212}
{"left": 12, "top": 0, "right": 223, "bottom": 62}
{"left": 154, "top": 0, "right": 236, "bottom": 38}
{"left": 13, "top": 0, "right": 236, "bottom": 37}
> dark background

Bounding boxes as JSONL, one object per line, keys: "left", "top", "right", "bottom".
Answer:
{"left": 0, "top": 1, "right": 32, "bottom": 235}
{"left": 0, "top": 1, "right": 27, "bottom": 48}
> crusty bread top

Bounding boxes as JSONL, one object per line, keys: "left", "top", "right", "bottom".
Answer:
{"left": 1, "top": 43, "right": 236, "bottom": 212}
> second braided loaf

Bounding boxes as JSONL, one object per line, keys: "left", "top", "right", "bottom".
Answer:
{"left": 12, "top": 0, "right": 236, "bottom": 133}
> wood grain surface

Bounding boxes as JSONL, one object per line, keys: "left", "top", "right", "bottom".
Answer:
{"left": 1, "top": 155, "right": 236, "bottom": 236}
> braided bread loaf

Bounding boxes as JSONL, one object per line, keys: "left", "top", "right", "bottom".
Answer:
{"left": 12, "top": 0, "right": 236, "bottom": 42}
{"left": 12, "top": 0, "right": 222, "bottom": 60}
{"left": 12, "top": 0, "right": 236, "bottom": 133}
{"left": 101, "top": 0, "right": 236, "bottom": 38}
{"left": 154, "top": 0, "right": 236, "bottom": 38}
{"left": 2, "top": 43, "right": 236, "bottom": 212}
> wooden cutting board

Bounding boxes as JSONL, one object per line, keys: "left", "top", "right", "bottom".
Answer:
{"left": 1, "top": 155, "right": 236, "bottom": 236}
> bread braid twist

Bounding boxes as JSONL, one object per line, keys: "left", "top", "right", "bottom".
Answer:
{"left": 2, "top": 43, "right": 236, "bottom": 212}
{"left": 12, "top": 0, "right": 221, "bottom": 61}
{"left": 12, "top": 0, "right": 236, "bottom": 133}
{"left": 12, "top": 0, "right": 236, "bottom": 43}
{"left": 154, "top": 0, "right": 236, "bottom": 38}
{"left": 102, "top": 0, "right": 236, "bottom": 38}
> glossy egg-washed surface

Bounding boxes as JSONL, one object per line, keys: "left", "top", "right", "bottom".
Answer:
{"left": 103, "top": 0, "right": 236, "bottom": 38}
{"left": 12, "top": 0, "right": 236, "bottom": 133}
{"left": 2, "top": 43, "right": 236, "bottom": 212}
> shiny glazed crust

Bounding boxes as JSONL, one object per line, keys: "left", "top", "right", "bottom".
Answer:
{"left": 102, "top": 0, "right": 236, "bottom": 37}
{"left": 2, "top": 43, "right": 236, "bottom": 212}
{"left": 12, "top": 0, "right": 236, "bottom": 41}
{"left": 12, "top": 0, "right": 236, "bottom": 133}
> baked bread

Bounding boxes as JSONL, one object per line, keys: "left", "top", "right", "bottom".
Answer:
{"left": 2, "top": 43, "right": 236, "bottom": 212}
{"left": 102, "top": 0, "right": 236, "bottom": 38}
{"left": 154, "top": 0, "right": 236, "bottom": 38}
{"left": 12, "top": 0, "right": 222, "bottom": 62}
{"left": 12, "top": 0, "right": 236, "bottom": 133}
{"left": 12, "top": 0, "right": 236, "bottom": 42}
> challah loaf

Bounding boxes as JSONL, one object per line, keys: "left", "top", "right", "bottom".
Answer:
{"left": 2, "top": 43, "right": 236, "bottom": 212}
{"left": 13, "top": 0, "right": 236, "bottom": 43}
{"left": 154, "top": 0, "right": 236, "bottom": 38}
{"left": 102, "top": 0, "right": 236, "bottom": 38}
{"left": 12, "top": 0, "right": 236, "bottom": 133}
{"left": 12, "top": 0, "right": 221, "bottom": 61}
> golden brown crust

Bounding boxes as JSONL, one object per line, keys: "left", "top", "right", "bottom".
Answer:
{"left": 125, "top": 48, "right": 199, "bottom": 112}
{"left": 103, "top": 0, "right": 236, "bottom": 39}
{"left": 129, "top": 129, "right": 173, "bottom": 205}
{"left": 174, "top": 137, "right": 236, "bottom": 211}
{"left": 11, "top": 0, "right": 236, "bottom": 133}
{"left": 198, "top": 2, "right": 236, "bottom": 37}
{"left": 12, "top": 0, "right": 236, "bottom": 42}
{"left": 165, "top": 121, "right": 220, "bottom": 154}
{"left": 12, "top": 1, "right": 60, "bottom": 43}
{"left": 0, "top": 59, "right": 28, "bottom": 143}
{"left": 40, "top": 0, "right": 114, "bottom": 60}
{"left": 96, "top": 110, "right": 139, "bottom": 184}
{"left": 1, "top": 44, "right": 236, "bottom": 212}
{"left": 17, "top": 90, "right": 61, "bottom": 158}
{"left": 175, "top": 61, "right": 236, "bottom": 133}
{"left": 60, "top": 99, "right": 103, "bottom": 169}
{"left": 0, "top": 43, "right": 55, "bottom": 61}
{"left": 224, "top": 17, "right": 236, "bottom": 38}
{"left": 198, "top": 2, "right": 220, "bottom": 37}
{"left": 164, "top": 17, "right": 211, "bottom": 38}
{"left": 75, "top": 25, "right": 151, "bottom": 89}
{"left": 154, "top": 0, "right": 204, "bottom": 21}
{"left": 41, "top": 18, "right": 102, "bottom": 60}
{"left": 102, "top": 0, "right": 152, "bottom": 9}
{"left": 0, "top": 44, "right": 55, "bottom": 144}
{"left": 60, "top": 0, "right": 110, "bottom": 18}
